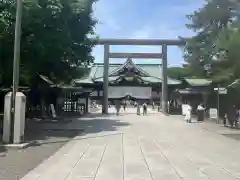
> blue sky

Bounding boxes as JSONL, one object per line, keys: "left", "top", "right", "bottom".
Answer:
{"left": 92, "top": 0, "right": 204, "bottom": 67}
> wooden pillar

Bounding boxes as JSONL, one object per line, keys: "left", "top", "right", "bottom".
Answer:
{"left": 102, "top": 44, "right": 109, "bottom": 114}
{"left": 161, "top": 44, "right": 168, "bottom": 113}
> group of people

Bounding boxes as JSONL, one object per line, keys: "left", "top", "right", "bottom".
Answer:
{"left": 136, "top": 102, "right": 148, "bottom": 116}
{"left": 184, "top": 103, "right": 205, "bottom": 123}
{"left": 114, "top": 101, "right": 148, "bottom": 116}
{"left": 184, "top": 102, "right": 239, "bottom": 128}
{"left": 114, "top": 100, "right": 128, "bottom": 115}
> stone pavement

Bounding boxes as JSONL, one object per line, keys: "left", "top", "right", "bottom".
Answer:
{"left": 20, "top": 107, "right": 240, "bottom": 180}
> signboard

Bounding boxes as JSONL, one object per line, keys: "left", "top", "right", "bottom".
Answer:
{"left": 209, "top": 108, "right": 218, "bottom": 119}
{"left": 214, "top": 87, "right": 227, "bottom": 94}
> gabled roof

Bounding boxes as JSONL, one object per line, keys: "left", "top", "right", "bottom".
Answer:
{"left": 184, "top": 78, "right": 212, "bottom": 87}
{"left": 89, "top": 63, "right": 163, "bottom": 79}
{"left": 73, "top": 59, "right": 181, "bottom": 85}
{"left": 109, "top": 58, "right": 150, "bottom": 77}
{"left": 175, "top": 88, "right": 206, "bottom": 94}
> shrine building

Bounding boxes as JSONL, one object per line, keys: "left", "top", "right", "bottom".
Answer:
{"left": 72, "top": 58, "right": 181, "bottom": 104}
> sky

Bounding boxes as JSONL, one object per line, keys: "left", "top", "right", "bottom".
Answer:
{"left": 92, "top": 0, "right": 205, "bottom": 67}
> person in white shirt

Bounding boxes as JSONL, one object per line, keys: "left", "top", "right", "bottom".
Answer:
{"left": 197, "top": 104, "right": 205, "bottom": 111}
{"left": 184, "top": 103, "right": 192, "bottom": 123}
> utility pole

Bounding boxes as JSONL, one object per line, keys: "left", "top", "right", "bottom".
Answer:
{"left": 10, "top": 0, "right": 23, "bottom": 143}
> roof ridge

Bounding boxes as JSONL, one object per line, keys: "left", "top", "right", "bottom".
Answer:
{"left": 109, "top": 58, "right": 151, "bottom": 77}
{"left": 93, "top": 63, "right": 162, "bottom": 66}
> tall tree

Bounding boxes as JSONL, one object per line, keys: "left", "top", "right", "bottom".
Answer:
{"left": 183, "top": 0, "right": 240, "bottom": 83}
{"left": 0, "top": 0, "right": 97, "bottom": 86}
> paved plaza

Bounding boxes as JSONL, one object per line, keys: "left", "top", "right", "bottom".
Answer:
{"left": 20, "top": 107, "right": 240, "bottom": 180}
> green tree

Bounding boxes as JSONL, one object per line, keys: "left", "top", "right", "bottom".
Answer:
{"left": 183, "top": 0, "right": 240, "bottom": 83}
{"left": 0, "top": 0, "right": 97, "bottom": 86}
{"left": 167, "top": 66, "right": 193, "bottom": 80}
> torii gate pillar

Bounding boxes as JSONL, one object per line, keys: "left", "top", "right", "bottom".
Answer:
{"left": 102, "top": 44, "right": 109, "bottom": 114}
{"left": 161, "top": 44, "right": 168, "bottom": 113}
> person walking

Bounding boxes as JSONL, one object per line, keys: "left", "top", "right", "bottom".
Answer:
{"left": 197, "top": 103, "right": 205, "bottom": 121}
{"left": 115, "top": 100, "right": 120, "bottom": 116}
{"left": 134, "top": 101, "right": 137, "bottom": 108}
{"left": 184, "top": 103, "right": 192, "bottom": 123}
{"left": 152, "top": 102, "right": 155, "bottom": 110}
{"left": 143, "top": 102, "right": 147, "bottom": 115}
{"left": 123, "top": 100, "right": 127, "bottom": 111}
{"left": 234, "top": 106, "right": 239, "bottom": 129}
{"left": 137, "top": 103, "right": 140, "bottom": 115}
{"left": 227, "top": 105, "right": 236, "bottom": 128}
{"left": 235, "top": 108, "right": 240, "bottom": 129}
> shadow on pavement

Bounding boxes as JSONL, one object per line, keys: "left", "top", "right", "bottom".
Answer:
{"left": 0, "top": 145, "right": 6, "bottom": 155}
{"left": 223, "top": 134, "right": 240, "bottom": 141}
{"left": 25, "top": 114, "right": 131, "bottom": 146}
{"left": 75, "top": 118, "right": 131, "bottom": 134}
{"left": 24, "top": 118, "right": 81, "bottom": 143}
{"left": 83, "top": 113, "right": 120, "bottom": 118}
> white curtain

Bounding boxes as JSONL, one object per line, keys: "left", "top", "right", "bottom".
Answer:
{"left": 108, "top": 86, "right": 152, "bottom": 99}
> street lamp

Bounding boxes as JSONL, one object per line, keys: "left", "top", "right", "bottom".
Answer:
{"left": 10, "top": 0, "right": 23, "bottom": 143}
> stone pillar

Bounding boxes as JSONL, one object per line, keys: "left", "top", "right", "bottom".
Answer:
{"left": 3, "top": 92, "right": 26, "bottom": 144}
{"left": 3, "top": 92, "right": 12, "bottom": 143}
{"left": 13, "top": 92, "right": 26, "bottom": 144}
{"left": 161, "top": 44, "right": 168, "bottom": 114}
{"left": 102, "top": 44, "right": 109, "bottom": 114}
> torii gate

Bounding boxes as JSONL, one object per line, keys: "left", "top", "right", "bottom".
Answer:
{"left": 96, "top": 39, "right": 185, "bottom": 114}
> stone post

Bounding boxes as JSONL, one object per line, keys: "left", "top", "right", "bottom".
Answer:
{"left": 13, "top": 92, "right": 26, "bottom": 144}
{"left": 3, "top": 92, "right": 12, "bottom": 143}
{"left": 3, "top": 92, "right": 26, "bottom": 144}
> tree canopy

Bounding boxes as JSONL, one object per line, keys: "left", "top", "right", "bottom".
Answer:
{"left": 0, "top": 0, "right": 97, "bottom": 86}
{"left": 182, "top": 0, "right": 240, "bottom": 85}
{"left": 167, "top": 66, "right": 192, "bottom": 80}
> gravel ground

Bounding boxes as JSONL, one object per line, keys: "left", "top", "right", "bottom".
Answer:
{"left": 0, "top": 119, "right": 81, "bottom": 180}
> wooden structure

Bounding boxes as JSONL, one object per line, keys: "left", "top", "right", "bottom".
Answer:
{"left": 173, "top": 78, "right": 212, "bottom": 114}
{"left": 26, "top": 74, "right": 93, "bottom": 118}
{"left": 59, "top": 86, "right": 93, "bottom": 116}
{"left": 95, "top": 38, "right": 185, "bottom": 114}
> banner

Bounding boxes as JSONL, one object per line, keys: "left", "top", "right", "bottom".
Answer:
{"left": 209, "top": 108, "right": 218, "bottom": 119}
{"left": 108, "top": 86, "right": 152, "bottom": 99}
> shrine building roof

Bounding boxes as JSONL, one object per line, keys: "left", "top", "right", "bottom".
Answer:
{"left": 73, "top": 58, "right": 181, "bottom": 85}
